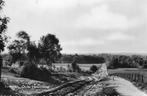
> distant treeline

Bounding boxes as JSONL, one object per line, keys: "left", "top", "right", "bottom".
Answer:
{"left": 58, "top": 54, "right": 105, "bottom": 64}
{"left": 99, "top": 54, "right": 147, "bottom": 68}
{"left": 58, "top": 54, "right": 147, "bottom": 68}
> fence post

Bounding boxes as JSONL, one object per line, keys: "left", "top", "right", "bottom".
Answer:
{"left": 0, "top": 55, "right": 2, "bottom": 80}
{"left": 141, "top": 75, "right": 144, "bottom": 83}
{"left": 135, "top": 74, "right": 137, "bottom": 82}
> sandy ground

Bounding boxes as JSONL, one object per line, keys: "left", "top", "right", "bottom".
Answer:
{"left": 104, "top": 76, "right": 147, "bottom": 96}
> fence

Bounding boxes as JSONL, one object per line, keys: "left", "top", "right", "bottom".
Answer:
{"left": 110, "top": 73, "right": 145, "bottom": 83}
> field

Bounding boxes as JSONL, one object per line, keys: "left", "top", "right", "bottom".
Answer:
{"left": 54, "top": 63, "right": 147, "bottom": 83}
{"left": 54, "top": 63, "right": 101, "bottom": 70}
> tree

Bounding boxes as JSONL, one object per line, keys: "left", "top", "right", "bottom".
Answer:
{"left": 7, "top": 40, "right": 26, "bottom": 64}
{"left": 0, "top": 0, "right": 9, "bottom": 79}
{"left": 27, "top": 41, "right": 40, "bottom": 64}
{"left": 90, "top": 65, "right": 98, "bottom": 73}
{"left": 71, "top": 60, "right": 81, "bottom": 72}
{"left": 71, "top": 54, "right": 81, "bottom": 72}
{"left": 39, "top": 33, "right": 62, "bottom": 66}
{"left": 8, "top": 31, "right": 32, "bottom": 65}
{"left": 17, "top": 31, "right": 30, "bottom": 52}
{"left": 17, "top": 31, "right": 30, "bottom": 42}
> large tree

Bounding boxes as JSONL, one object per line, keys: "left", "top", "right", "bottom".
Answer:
{"left": 7, "top": 31, "right": 30, "bottom": 65}
{"left": 7, "top": 40, "right": 26, "bottom": 64}
{"left": 39, "top": 33, "right": 62, "bottom": 66}
{"left": 17, "top": 31, "right": 30, "bottom": 51}
{"left": 0, "top": 0, "right": 9, "bottom": 79}
{"left": 27, "top": 41, "right": 40, "bottom": 64}
{"left": 17, "top": 31, "right": 41, "bottom": 64}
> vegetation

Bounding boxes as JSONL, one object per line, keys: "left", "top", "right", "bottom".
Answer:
{"left": 38, "top": 34, "right": 62, "bottom": 66}
{"left": 102, "top": 54, "right": 147, "bottom": 69}
{"left": 1, "top": 0, "right": 147, "bottom": 95}
{"left": 7, "top": 40, "right": 26, "bottom": 64}
{"left": 7, "top": 32, "right": 62, "bottom": 67}
{"left": 0, "top": 0, "right": 9, "bottom": 79}
{"left": 71, "top": 60, "right": 81, "bottom": 72}
{"left": 59, "top": 54, "right": 105, "bottom": 64}
{"left": 90, "top": 65, "right": 98, "bottom": 73}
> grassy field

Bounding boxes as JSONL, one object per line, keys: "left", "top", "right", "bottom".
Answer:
{"left": 54, "top": 63, "right": 101, "bottom": 70}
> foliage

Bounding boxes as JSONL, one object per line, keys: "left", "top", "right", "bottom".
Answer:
{"left": 7, "top": 40, "right": 26, "bottom": 63}
{"left": 71, "top": 60, "right": 81, "bottom": 72}
{"left": 7, "top": 31, "right": 32, "bottom": 64}
{"left": 27, "top": 41, "right": 40, "bottom": 64}
{"left": 38, "top": 33, "right": 62, "bottom": 66}
{"left": 0, "top": 0, "right": 9, "bottom": 79}
{"left": 59, "top": 53, "right": 147, "bottom": 69}
{"left": 20, "top": 63, "right": 66, "bottom": 84}
{"left": 20, "top": 63, "right": 41, "bottom": 79}
{"left": 90, "top": 65, "right": 98, "bottom": 73}
{"left": 7, "top": 32, "right": 62, "bottom": 67}
{"left": 17, "top": 31, "right": 30, "bottom": 42}
{"left": 59, "top": 54, "right": 105, "bottom": 64}
{"left": 0, "top": 0, "right": 9, "bottom": 52}
{"left": 101, "top": 54, "right": 147, "bottom": 69}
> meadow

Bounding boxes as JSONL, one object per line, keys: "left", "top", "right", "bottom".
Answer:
{"left": 54, "top": 63, "right": 101, "bottom": 70}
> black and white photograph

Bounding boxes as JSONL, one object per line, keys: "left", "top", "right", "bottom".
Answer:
{"left": 0, "top": 0, "right": 147, "bottom": 96}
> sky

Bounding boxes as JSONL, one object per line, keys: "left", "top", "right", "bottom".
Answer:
{"left": 2, "top": 0, "right": 147, "bottom": 54}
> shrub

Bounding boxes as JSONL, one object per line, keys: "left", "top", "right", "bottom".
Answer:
{"left": 8, "top": 68, "right": 18, "bottom": 74}
{"left": 71, "top": 61, "right": 81, "bottom": 72}
{"left": 143, "top": 64, "right": 147, "bottom": 68}
{"left": 20, "top": 63, "right": 40, "bottom": 79}
{"left": 20, "top": 63, "right": 58, "bottom": 83}
{"left": 90, "top": 65, "right": 98, "bottom": 73}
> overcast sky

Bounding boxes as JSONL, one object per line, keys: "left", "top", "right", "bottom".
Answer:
{"left": 3, "top": 0, "right": 147, "bottom": 54}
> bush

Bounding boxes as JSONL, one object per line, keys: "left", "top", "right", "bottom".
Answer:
{"left": 20, "top": 63, "right": 40, "bottom": 79}
{"left": 90, "top": 65, "right": 98, "bottom": 73}
{"left": 71, "top": 61, "right": 81, "bottom": 72}
{"left": 143, "top": 64, "right": 147, "bottom": 68}
{"left": 20, "top": 63, "right": 60, "bottom": 83}
{"left": 9, "top": 68, "right": 18, "bottom": 74}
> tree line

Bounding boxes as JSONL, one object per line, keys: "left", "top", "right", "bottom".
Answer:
{"left": 57, "top": 54, "right": 147, "bottom": 69}
{"left": 99, "top": 54, "right": 147, "bottom": 68}
{"left": 58, "top": 54, "right": 105, "bottom": 64}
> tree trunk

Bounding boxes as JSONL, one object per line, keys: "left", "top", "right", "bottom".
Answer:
{"left": 46, "top": 59, "right": 52, "bottom": 69}
{"left": 0, "top": 55, "right": 3, "bottom": 80}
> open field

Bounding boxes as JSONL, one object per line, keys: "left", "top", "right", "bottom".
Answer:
{"left": 54, "top": 63, "right": 102, "bottom": 70}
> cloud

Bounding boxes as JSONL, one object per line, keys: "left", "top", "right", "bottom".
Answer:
{"left": 75, "top": 4, "right": 139, "bottom": 30}
{"left": 62, "top": 38, "right": 105, "bottom": 46}
{"left": 106, "top": 32, "right": 135, "bottom": 41}
{"left": 4, "top": 0, "right": 147, "bottom": 53}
